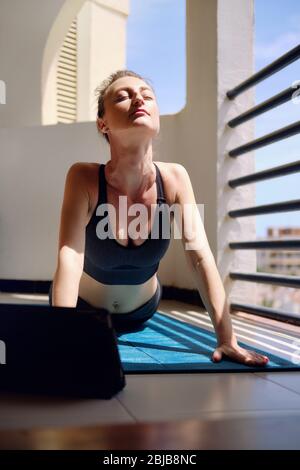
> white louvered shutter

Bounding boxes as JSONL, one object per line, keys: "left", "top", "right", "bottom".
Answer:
{"left": 56, "top": 19, "right": 77, "bottom": 123}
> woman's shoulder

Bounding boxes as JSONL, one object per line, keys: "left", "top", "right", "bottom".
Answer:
{"left": 159, "top": 162, "right": 191, "bottom": 187}
{"left": 154, "top": 161, "right": 185, "bottom": 184}
{"left": 65, "top": 162, "right": 100, "bottom": 213}
{"left": 154, "top": 161, "right": 179, "bottom": 206}
{"left": 66, "top": 162, "right": 99, "bottom": 186}
{"left": 154, "top": 162, "right": 193, "bottom": 206}
{"left": 154, "top": 161, "right": 184, "bottom": 175}
{"left": 67, "top": 161, "right": 98, "bottom": 174}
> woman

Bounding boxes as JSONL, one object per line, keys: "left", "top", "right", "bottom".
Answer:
{"left": 49, "top": 69, "right": 269, "bottom": 366}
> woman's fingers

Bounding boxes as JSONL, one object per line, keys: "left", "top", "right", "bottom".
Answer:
{"left": 240, "top": 349, "right": 269, "bottom": 365}
{"left": 212, "top": 343, "right": 270, "bottom": 366}
{"left": 222, "top": 345, "right": 269, "bottom": 366}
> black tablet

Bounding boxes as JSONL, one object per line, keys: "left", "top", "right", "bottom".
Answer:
{"left": 0, "top": 303, "right": 125, "bottom": 399}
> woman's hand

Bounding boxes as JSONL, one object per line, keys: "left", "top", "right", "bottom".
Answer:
{"left": 211, "top": 341, "right": 269, "bottom": 366}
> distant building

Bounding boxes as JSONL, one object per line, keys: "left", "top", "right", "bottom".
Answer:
{"left": 257, "top": 227, "right": 300, "bottom": 276}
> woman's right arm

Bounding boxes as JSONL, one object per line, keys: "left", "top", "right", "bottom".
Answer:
{"left": 51, "top": 163, "right": 90, "bottom": 307}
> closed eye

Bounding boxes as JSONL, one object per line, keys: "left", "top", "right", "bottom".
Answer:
{"left": 116, "top": 95, "right": 153, "bottom": 102}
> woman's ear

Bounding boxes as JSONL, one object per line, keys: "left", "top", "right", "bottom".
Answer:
{"left": 97, "top": 117, "right": 109, "bottom": 134}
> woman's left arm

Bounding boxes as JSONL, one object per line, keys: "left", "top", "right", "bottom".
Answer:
{"left": 173, "top": 163, "right": 269, "bottom": 366}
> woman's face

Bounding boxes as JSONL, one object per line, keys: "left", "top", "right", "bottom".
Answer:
{"left": 98, "top": 76, "right": 160, "bottom": 143}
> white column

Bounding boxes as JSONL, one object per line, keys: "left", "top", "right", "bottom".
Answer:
{"left": 171, "top": 0, "right": 256, "bottom": 304}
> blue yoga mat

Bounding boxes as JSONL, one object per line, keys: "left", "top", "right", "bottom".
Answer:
{"left": 116, "top": 312, "right": 300, "bottom": 373}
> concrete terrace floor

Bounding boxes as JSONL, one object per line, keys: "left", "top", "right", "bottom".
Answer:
{"left": 0, "top": 292, "right": 300, "bottom": 449}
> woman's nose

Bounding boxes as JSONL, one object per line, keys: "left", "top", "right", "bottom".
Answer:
{"left": 133, "top": 95, "right": 145, "bottom": 106}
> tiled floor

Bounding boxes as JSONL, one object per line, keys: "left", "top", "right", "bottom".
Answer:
{"left": 1, "top": 292, "right": 300, "bottom": 448}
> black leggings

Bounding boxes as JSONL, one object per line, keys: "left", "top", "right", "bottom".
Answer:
{"left": 48, "top": 276, "right": 162, "bottom": 332}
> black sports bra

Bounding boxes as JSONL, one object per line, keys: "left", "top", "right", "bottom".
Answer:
{"left": 83, "top": 163, "right": 172, "bottom": 285}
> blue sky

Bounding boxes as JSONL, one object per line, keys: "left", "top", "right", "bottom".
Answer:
{"left": 126, "top": 0, "right": 300, "bottom": 237}
{"left": 126, "top": 0, "right": 186, "bottom": 113}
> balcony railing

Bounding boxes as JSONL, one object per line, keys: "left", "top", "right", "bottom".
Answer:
{"left": 226, "top": 43, "right": 300, "bottom": 326}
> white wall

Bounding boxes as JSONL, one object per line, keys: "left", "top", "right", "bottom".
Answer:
{"left": 0, "top": 123, "right": 103, "bottom": 280}
{"left": 77, "top": 0, "right": 129, "bottom": 122}
{"left": 42, "top": 0, "right": 130, "bottom": 124}
{"left": 168, "top": 0, "right": 256, "bottom": 301}
{"left": 0, "top": 0, "right": 85, "bottom": 128}
{"left": 217, "top": 0, "right": 256, "bottom": 303}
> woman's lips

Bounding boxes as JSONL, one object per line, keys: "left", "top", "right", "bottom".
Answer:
{"left": 130, "top": 109, "right": 149, "bottom": 117}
